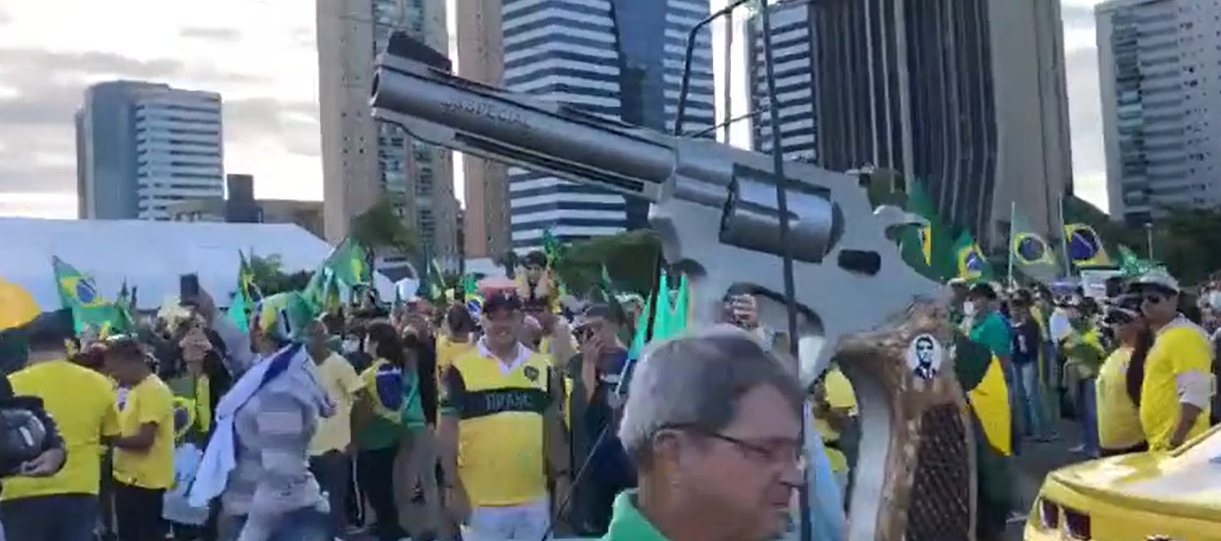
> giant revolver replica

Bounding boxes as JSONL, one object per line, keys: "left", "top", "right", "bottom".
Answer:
{"left": 371, "top": 38, "right": 977, "bottom": 541}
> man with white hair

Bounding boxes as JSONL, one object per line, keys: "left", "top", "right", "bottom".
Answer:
{"left": 605, "top": 328, "right": 806, "bottom": 541}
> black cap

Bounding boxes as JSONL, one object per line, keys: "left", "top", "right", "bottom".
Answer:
{"left": 481, "top": 291, "right": 522, "bottom": 315}
{"left": 23, "top": 308, "right": 76, "bottom": 352}
{"left": 967, "top": 282, "right": 998, "bottom": 300}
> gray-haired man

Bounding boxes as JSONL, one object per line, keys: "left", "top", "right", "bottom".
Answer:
{"left": 604, "top": 327, "right": 805, "bottom": 541}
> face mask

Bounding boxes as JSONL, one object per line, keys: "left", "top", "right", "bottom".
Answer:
{"left": 962, "top": 301, "right": 976, "bottom": 316}
{"left": 342, "top": 339, "right": 360, "bottom": 354}
{"left": 1208, "top": 291, "right": 1221, "bottom": 310}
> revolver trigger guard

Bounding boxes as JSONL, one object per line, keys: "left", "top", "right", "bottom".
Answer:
{"left": 873, "top": 205, "right": 927, "bottom": 229}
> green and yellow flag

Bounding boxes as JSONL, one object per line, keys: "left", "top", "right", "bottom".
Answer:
{"left": 1009, "top": 210, "right": 1059, "bottom": 283}
{"left": 323, "top": 237, "right": 371, "bottom": 289}
{"left": 951, "top": 231, "right": 993, "bottom": 282}
{"left": 898, "top": 178, "right": 954, "bottom": 280}
{"left": 1063, "top": 223, "right": 1110, "bottom": 267}
{"left": 228, "top": 251, "right": 257, "bottom": 332}
{"left": 52, "top": 256, "right": 125, "bottom": 335}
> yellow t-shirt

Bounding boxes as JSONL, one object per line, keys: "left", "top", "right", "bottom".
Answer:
{"left": 5, "top": 360, "right": 120, "bottom": 500}
{"left": 1140, "top": 322, "right": 1214, "bottom": 451}
{"left": 1095, "top": 347, "right": 1145, "bottom": 451}
{"left": 813, "top": 368, "right": 857, "bottom": 473}
{"left": 310, "top": 354, "right": 364, "bottom": 455}
{"left": 113, "top": 374, "right": 176, "bottom": 489}
{"left": 436, "top": 334, "right": 476, "bottom": 388}
{"left": 441, "top": 345, "right": 553, "bottom": 506}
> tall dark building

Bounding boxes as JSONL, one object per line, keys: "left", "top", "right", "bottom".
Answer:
{"left": 502, "top": 0, "right": 715, "bottom": 250}
{"left": 750, "top": 0, "right": 1072, "bottom": 245}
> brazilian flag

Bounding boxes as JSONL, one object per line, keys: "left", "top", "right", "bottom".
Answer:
{"left": 952, "top": 334, "right": 1013, "bottom": 534}
{"left": 52, "top": 256, "right": 127, "bottom": 335}
{"left": 1009, "top": 210, "right": 1060, "bottom": 283}
{"left": 951, "top": 231, "right": 993, "bottom": 282}
{"left": 898, "top": 178, "right": 954, "bottom": 280}
{"left": 1064, "top": 223, "right": 1110, "bottom": 267}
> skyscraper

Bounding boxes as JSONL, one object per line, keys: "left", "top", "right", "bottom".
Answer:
{"left": 799, "top": 0, "right": 1072, "bottom": 245}
{"left": 502, "top": 0, "right": 716, "bottom": 250}
{"left": 316, "top": 0, "right": 460, "bottom": 262}
{"left": 450, "top": 0, "right": 511, "bottom": 259}
{"left": 745, "top": 0, "right": 817, "bottom": 162}
{"left": 1096, "top": 0, "right": 1221, "bottom": 223}
{"left": 76, "top": 81, "right": 224, "bottom": 221}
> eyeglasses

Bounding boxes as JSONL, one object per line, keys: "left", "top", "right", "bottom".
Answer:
{"left": 663, "top": 424, "right": 805, "bottom": 469}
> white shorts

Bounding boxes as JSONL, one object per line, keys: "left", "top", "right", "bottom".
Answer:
{"left": 465, "top": 496, "right": 552, "bottom": 541}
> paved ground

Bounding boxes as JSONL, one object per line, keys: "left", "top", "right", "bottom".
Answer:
{"left": 1004, "top": 418, "right": 1086, "bottom": 540}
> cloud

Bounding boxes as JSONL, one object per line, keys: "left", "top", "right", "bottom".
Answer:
{"left": 0, "top": 192, "right": 76, "bottom": 218}
{"left": 289, "top": 26, "right": 317, "bottom": 49}
{"left": 1061, "top": 3, "right": 1097, "bottom": 33}
{"left": 179, "top": 26, "right": 242, "bottom": 42}
{"left": 1065, "top": 43, "right": 1106, "bottom": 206}
{"left": 0, "top": 48, "right": 285, "bottom": 197}
{"left": 224, "top": 97, "right": 321, "bottom": 158}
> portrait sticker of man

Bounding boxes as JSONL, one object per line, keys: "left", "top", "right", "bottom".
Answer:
{"left": 906, "top": 334, "right": 943, "bottom": 380}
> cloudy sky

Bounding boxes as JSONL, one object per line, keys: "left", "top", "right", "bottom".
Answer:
{"left": 0, "top": 0, "right": 1107, "bottom": 219}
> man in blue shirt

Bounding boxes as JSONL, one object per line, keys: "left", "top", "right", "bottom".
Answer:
{"left": 1009, "top": 297, "right": 1046, "bottom": 442}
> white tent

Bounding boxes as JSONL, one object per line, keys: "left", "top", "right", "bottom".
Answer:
{"left": 0, "top": 217, "right": 394, "bottom": 311}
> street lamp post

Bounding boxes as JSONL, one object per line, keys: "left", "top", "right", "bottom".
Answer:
{"left": 1144, "top": 222, "right": 1155, "bottom": 259}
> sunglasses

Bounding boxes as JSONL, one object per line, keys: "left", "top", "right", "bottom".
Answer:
{"left": 1143, "top": 294, "right": 1168, "bottom": 305}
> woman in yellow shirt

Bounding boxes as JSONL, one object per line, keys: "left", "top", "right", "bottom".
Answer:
{"left": 1096, "top": 302, "right": 1151, "bottom": 456}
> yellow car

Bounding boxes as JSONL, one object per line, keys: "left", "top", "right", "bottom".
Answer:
{"left": 1025, "top": 425, "right": 1221, "bottom": 541}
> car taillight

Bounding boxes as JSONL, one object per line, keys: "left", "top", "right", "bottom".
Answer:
{"left": 1063, "top": 506, "right": 1091, "bottom": 540}
{"left": 1037, "top": 498, "right": 1060, "bottom": 530}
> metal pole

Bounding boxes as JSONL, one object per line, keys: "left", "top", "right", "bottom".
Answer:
{"left": 1007, "top": 201, "right": 1016, "bottom": 284}
{"left": 1145, "top": 222, "right": 1154, "bottom": 259}
{"left": 758, "top": 3, "right": 811, "bottom": 541}
{"left": 721, "top": 12, "right": 735, "bottom": 143}
{"left": 1057, "top": 194, "right": 1072, "bottom": 278}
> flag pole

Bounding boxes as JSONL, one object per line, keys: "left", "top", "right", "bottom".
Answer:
{"left": 1007, "top": 201, "right": 1016, "bottom": 286}
{"left": 1058, "top": 193, "right": 1072, "bottom": 279}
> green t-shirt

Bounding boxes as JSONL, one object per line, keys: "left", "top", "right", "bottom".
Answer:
{"left": 601, "top": 491, "right": 669, "bottom": 541}
{"left": 969, "top": 311, "right": 1011, "bottom": 359}
{"left": 399, "top": 369, "right": 426, "bottom": 429}
{"left": 354, "top": 359, "right": 406, "bottom": 450}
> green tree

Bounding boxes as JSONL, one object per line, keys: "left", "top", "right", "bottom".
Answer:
{"left": 247, "top": 254, "right": 314, "bottom": 296}
{"left": 556, "top": 230, "right": 663, "bottom": 294}
{"left": 349, "top": 197, "right": 418, "bottom": 258}
{"left": 1063, "top": 195, "right": 1221, "bottom": 284}
{"left": 1155, "top": 206, "right": 1221, "bottom": 284}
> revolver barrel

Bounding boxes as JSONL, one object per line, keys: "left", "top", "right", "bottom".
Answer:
{"left": 371, "top": 48, "right": 672, "bottom": 202}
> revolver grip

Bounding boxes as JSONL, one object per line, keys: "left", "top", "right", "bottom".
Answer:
{"left": 835, "top": 299, "right": 975, "bottom": 541}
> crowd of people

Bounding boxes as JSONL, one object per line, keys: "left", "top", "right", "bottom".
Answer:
{"left": 0, "top": 252, "right": 1216, "bottom": 541}
{"left": 937, "top": 269, "right": 1218, "bottom": 539}
{"left": 0, "top": 249, "right": 806, "bottom": 541}
{"left": 948, "top": 270, "right": 1217, "bottom": 458}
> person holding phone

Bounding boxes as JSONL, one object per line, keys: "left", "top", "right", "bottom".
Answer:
{"left": 564, "top": 304, "right": 634, "bottom": 536}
